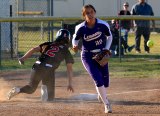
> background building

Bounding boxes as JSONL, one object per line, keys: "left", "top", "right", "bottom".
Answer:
{"left": 15, "top": 0, "right": 160, "bottom": 17}
{"left": 0, "top": 0, "right": 17, "bottom": 52}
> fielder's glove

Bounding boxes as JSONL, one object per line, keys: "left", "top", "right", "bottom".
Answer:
{"left": 92, "top": 49, "right": 111, "bottom": 66}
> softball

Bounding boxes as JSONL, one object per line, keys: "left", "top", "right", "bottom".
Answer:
{"left": 147, "top": 40, "right": 154, "bottom": 48}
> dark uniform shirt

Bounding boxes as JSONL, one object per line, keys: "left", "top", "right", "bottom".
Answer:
{"left": 131, "top": 2, "right": 154, "bottom": 27}
{"left": 119, "top": 10, "right": 131, "bottom": 30}
{"left": 110, "top": 23, "right": 119, "bottom": 46}
{"left": 38, "top": 42, "right": 74, "bottom": 69}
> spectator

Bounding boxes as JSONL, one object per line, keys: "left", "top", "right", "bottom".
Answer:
{"left": 110, "top": 20, "right": 135, "bottom": 56}
{"left": 131, "top": 0, "right": 155, "bottom": 53}
{"left": 118, "top": 2, "right": 132, "bottom": 49}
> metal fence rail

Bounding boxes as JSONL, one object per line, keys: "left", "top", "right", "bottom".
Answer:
{"left": 0, "top": 16, "right": 160, "bottom": 70}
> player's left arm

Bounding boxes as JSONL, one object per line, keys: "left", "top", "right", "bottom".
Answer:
{"left": 104, "top": 22, "right": 113, "bottom": 50}
{"left": 92, "top": 21, "right": 112, "bottom": 66}
{"left": 72, "top": 25, "right": 83, "bottom": 52}
{"left": 66, "top": 63, "right": 74, "bottom": 92}
{"left": 65, "top": 48, "right": 74, "bottom": 92}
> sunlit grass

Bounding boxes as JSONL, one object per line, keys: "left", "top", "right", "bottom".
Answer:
{"left": 1, "top": 32, "right": 160, "bottom": 79}
{"left": 128, "top": 33, "right": 160, "bottom": 54}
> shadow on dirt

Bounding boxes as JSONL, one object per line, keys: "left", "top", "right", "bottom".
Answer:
{"left": 111, "top": 100, "right": 160, "bottom": 106}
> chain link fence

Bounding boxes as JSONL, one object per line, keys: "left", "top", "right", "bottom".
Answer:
{"left": 0, "top": 0, "right": 160, "bottom": 70}
{"left": 0, "top": 17, "right": 160, "bottom": 70}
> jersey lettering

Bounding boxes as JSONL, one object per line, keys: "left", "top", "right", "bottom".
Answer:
{"left": 84, "top": 32, "right": 102, "bottom": 41}
{"left": 45, "top": 46, "right": 59, "bottom": 57}
{"left": 95, "top": 39, "right": 103, "bottom": 46}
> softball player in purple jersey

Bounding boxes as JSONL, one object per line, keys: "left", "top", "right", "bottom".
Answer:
{"left": 7, "top": 29, "right": 74, "bottom": 101}
{"left": 72, "top": 4, "right": 112, "bottom": 113}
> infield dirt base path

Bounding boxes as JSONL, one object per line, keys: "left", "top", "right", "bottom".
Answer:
{"left": 0, "top": 71, "right": 160, "bottom": 116}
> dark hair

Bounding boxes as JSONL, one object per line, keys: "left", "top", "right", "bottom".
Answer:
{"left": 81, "top": 4, "right": 96, "bottom": 19}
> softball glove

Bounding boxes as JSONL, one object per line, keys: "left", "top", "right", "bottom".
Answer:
{"left": 92, "top": 49, "right": 111, "bottom": 66}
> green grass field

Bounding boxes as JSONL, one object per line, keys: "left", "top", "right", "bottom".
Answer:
{"left": 0, "top": 32, "right": 160, "bottom": 78}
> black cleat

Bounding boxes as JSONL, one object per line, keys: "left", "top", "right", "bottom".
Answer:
{"left": 128, "top": 45, "right": 135, "bottom": 52}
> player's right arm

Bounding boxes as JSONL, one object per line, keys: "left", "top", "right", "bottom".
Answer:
{"left": 72, "top": 23, "right": 84, "bottom": 52}
{"left": 19, "top": 42, "right": 51, "bottom": 63}
{"left": 19, "top": 46, "right": 41, "bottom": 62}
{"left": 72, "top": 32, "right": 79, "bottom": 52}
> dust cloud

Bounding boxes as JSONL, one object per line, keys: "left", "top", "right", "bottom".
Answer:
{"left": 0, "top": 78, "right": 11, "bottom": 101}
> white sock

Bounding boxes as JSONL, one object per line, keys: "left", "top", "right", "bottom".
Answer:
{"left": 96, "top": 86, "right": 109, "bottom": 105}
{"left": 41, "top": 85, "right": 48, "bottom": 101}
{"left": 95, "top": 86, "right": 99, "bottom": 96}
{"left": 15, "top": 87, "right": 20, "bottom": 93}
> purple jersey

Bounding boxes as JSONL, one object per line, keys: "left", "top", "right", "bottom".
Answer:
{"left": 72, "top": 18, "right": 112, "bottom": 88}
{"left": 73, "top": 18, "right": 112, "bottom": 51}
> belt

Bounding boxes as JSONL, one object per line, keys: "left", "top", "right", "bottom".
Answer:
{"left": 35, "top": 61, "right": 53, "bottom": 68}
{"left": 83, "top": 49, "right": 101, "bottom": 53}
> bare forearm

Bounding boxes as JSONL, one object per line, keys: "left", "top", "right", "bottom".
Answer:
{"left": 20, "top": 46, "right": 40, "bottom": 61}
{"left": 67, "top": 64, "right": 73, "bottom": 85}
{"left": 66, "top": 63, "right": 74, "bottom": 92}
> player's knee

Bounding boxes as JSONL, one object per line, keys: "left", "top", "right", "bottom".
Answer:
{"left": 104, "top": 84, "right": 109, "bottom": 88}
{"left": 96, "top": 83, "right": 104, "bottom": 87}
{"left": 20, "top": 85, "right": 37, "bottom": 94}
{"left": 28, "top": 88, "right": 36, "bottom": 94}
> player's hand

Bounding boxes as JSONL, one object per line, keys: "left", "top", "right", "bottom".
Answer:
{"left": 18, "top": 58, "right": 24, "bottom": 65}
{"left": 67, "top": 85, "right": 74, "bottom": 93}
{"left": 72, "top": 46, "right": 79, "bottom": 53}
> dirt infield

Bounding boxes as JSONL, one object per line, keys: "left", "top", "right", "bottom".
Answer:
{"left": 0, "top": 71, "right": 160, "bottom": 116}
